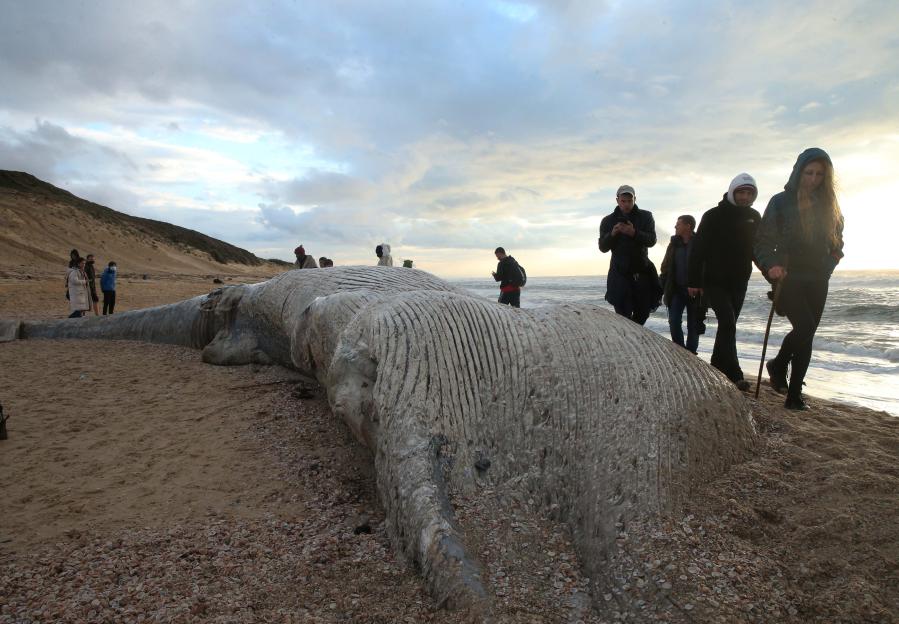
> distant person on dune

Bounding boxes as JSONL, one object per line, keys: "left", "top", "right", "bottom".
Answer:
{"left": 101, "top": 261, "right": 118, "bottom": 315}
{"left": 755, "top": 148, "right": 844, "bottom": 411}
{"left": 66, "top": 257, "right": 91, "bottom": 318}
{"left": 84, "top": 254, "right": 100, "bottom": 315}
{"left": 294, "top": 245, "right": 318, "bottom": 269}
{"left": 375, "top": 243, "right": 393, "bottom": 267}
{"left": 688, "top": 174, "right": 761, "bottom": 392}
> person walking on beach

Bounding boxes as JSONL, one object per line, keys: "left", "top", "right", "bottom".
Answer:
{"left": 687, "top": 174, "right": 761, "bottom": 391}
{"left": 101, "top": 261, "right": 117, "bottom": 315}
{"left": 294, "top": 245, "right": 318, "bottom": 269}
{"left": 660, "top": 215, "right": 703, "bottom": 354}
{"left": 755, "top": 148, "right": 844, "bottom": 410}
{"left": 84, "top": 254, "right": 100, "bottom": 316}
{"left": 598, "top": 185, "right": 658, "bottom": 325}
{"left": 375, "top": 243, "right": 393, "bottom": 267}
{"left": 66, "top": 257, "right": 91, "bottom": 318}
{"left": 492, "top": 247, "right": 523, "bottom": 308}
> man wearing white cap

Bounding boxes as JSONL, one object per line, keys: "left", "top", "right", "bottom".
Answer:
{"left": 687, "top": 174, "right": 762, "bottom": 391}
{"left": 598, "top": 184, "right": 659, "bottom": 325}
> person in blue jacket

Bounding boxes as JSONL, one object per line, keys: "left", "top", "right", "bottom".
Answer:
{"left": 755, "top": 148, "right": 844, "bottom": 410}
{"left": 100, "top": 261, "right": 118, "bottom": 315}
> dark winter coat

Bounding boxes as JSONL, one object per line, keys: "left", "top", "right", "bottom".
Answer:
{"left": 755, "top": 147, "right": 844, "bottom": 281}
{"left": 660, "top": 234, "right": 691, "bottom": 307}
{"left": 688, "top": 198, "right": 761, "bottom": 289}
{"left": 599, "top": 205, "right": 657, "bottom": 273}
{"left": 598, "top": 205, "right": 657, "bottom": 306}
{"left": 493, "top": 255, "right": 523, "bottom": 290}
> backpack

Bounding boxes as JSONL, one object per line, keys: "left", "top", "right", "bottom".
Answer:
{"left": 516, "top": 262, "right": 527, "bottom": 287}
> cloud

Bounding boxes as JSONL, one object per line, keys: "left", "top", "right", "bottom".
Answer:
{"left": 1, "top": 0, "right": 898, "bottom": 273}
{"left": 280, "top": 170, "right": 373, "bottom": 206}
{"left": 0, "top": 120, "right": 136, "bottom": 183}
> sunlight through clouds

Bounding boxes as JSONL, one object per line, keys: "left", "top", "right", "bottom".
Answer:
{"left": 1, "top": 0, "right": 897, "bottom": 274}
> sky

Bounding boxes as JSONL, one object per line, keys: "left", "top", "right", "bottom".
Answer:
{"left": 1, "top": 0, "right": 898, "bottom": 278}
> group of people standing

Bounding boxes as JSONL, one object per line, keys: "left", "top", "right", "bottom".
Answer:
{"left": 600, "top": 147, "right": 844, "bottom": 410}
{"left": 66, "top": 249, "right": 117, "bottom": 318}
{"left": 293, "top": 242, "right": 404, "bottom": 269}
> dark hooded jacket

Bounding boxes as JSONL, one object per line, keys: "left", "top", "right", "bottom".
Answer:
{"left": 754, "top": 148, "right": 844, "bottom": 281}
{"left": 688, "top": 198, "right": 761, "bottom": 289}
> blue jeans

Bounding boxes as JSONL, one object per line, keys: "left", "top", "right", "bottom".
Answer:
{"left": 668, "top": 287, "right": 699, "bottom": 354}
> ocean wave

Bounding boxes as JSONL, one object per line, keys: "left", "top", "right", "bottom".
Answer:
{"left": 684, "top": 324, "right": 899, "bottom": 365}
{"left": 826, "top": 303, "right": 899, "bottom": 323}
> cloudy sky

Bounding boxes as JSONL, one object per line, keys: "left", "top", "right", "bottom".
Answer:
{"left": 2, "top": 0, "right": 897, "bottom": 277}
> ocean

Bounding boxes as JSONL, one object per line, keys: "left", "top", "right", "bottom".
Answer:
{"left": 449, "top": 271, "right": 899, "bottom": 416}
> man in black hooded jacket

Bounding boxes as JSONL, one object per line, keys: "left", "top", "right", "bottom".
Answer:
{"left": 688, "top": 173, "right": 761, "bottom": 391}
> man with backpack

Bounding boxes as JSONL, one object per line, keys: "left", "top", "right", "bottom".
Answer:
{"left": 492, "top": 247, "right": 525, "bottom": 308}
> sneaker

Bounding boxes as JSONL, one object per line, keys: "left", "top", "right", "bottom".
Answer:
{"left": 766, "top": 361, "right": 788, "bottom": 394}
{"left": 784, "top": 395, "right": 810, "bottom": 411}
{"left": 735, "top": 379, "right": 751, "bottom": 392}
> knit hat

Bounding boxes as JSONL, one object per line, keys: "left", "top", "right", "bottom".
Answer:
{"left": 295, "top": 245, "right": 305, "bottom": 255}
{"left": 726, "top": 173, "right": 758, "bottom": 206}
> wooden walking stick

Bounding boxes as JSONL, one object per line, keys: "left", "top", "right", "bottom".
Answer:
{"left": 755, "top": 279, "right": 784, "bottom": 399}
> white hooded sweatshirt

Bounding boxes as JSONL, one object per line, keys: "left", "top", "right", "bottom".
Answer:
{"left": 726, "top": 172, "right": 758, "bottom": 206}
{"left": 376, "top": 243, "right": 394, "bottom": 267}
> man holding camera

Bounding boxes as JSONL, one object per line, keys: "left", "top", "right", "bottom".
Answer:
{"left": 598, "top": 185, "right": 658, "bottom": 325}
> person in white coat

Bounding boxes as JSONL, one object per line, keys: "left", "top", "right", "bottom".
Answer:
{"left": 66, "top": 257, "right": 91, "bottom": 318}
{"left": 375, "top": 243, "right": 393, "bottom": 267}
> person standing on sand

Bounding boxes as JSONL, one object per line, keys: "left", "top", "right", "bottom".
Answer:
{"left": 755, "top": 148, "right": 844, "bottom": 411}
{"left": 660, "top": 215, "right": 703, "bottom": 354}
{"left": 687, "top": 173, "right": 761, "bottom": 392}
{"left": 101, "top": 261, "right": 117, "bottom": 315}
{"left": 375, "top": 243, "right": 393, "bottom": 267}
{"left": 598, "top": 184, "right": 658, "bottom": 325}
{"left": 294, "top": 245, "right": 318, "bottom": 269}
{"left": 491, "top": 247, "right": 523, "bottom": 308}
{"left": 84, "top": 254, "right": 100, "bottom": 315}
{"left": 66, "top": 257, "right": 91, "bottom": 318}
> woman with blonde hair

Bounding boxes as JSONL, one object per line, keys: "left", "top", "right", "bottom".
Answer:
{"left": 755, "top": 148, "right": 844, "bottom": 410}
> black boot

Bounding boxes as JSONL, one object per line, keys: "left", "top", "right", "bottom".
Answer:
{"left": 784, "top": 394, "right": 809, "bottom": 411}
{"left": 766, "top": 360, "right": 788, "bottom": 394}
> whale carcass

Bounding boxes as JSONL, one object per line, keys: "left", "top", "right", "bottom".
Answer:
{"left": 3, "top": 266, "right": 756, "bottom": 614}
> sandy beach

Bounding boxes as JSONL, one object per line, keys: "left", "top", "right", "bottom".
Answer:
{"left": 1, "top": 273, "right": 897, "bottom": 623}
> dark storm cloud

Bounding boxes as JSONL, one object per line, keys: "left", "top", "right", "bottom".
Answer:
{"left": 0, "top": 120, "right": 136, "bottom": 183}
